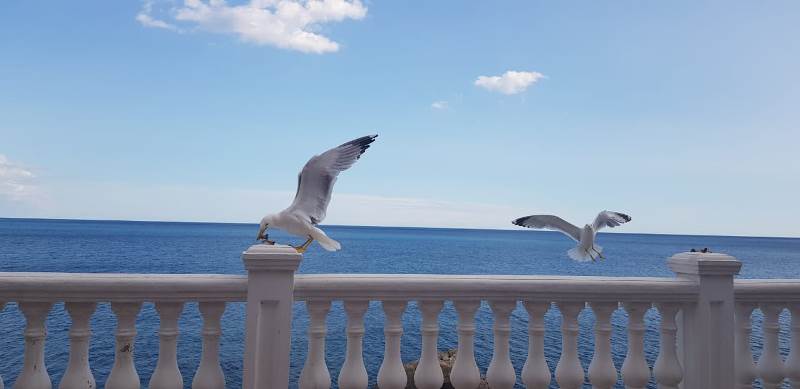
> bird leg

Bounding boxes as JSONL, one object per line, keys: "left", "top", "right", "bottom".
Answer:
{"left": 591, "top": 247, "right": 605, "bottom": 259}
{"left": 294, "top": 236, "right": 314, "bottom": 253}
{"left": 587, "top": 250, "right": 596, "bottom": 262}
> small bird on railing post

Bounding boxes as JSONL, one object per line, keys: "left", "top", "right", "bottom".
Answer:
{"left": 256, "top": 134, "right": 378, "bottom": 253}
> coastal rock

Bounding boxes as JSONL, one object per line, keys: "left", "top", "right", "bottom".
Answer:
{"left": 375, "top": 349, "right": 489, "bottom": 389}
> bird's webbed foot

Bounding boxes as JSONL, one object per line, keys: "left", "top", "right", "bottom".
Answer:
{"left": 293, "top": 236, "right": 314, "bottom": 253}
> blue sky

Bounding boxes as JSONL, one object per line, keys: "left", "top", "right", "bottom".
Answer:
{"left": 1, "top": 1, "right": 798, "bottom": 237}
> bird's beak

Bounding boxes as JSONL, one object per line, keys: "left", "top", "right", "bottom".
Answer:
{"left": 257, "top": 224, "right": 268, "bottom": 240}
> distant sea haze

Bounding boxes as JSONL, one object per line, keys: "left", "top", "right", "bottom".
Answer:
{"left": 1, "top": 218, "right": 798, "bottom": 388}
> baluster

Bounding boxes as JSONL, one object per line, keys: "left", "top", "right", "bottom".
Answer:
{"left": 786, "top": 303, "right": 800, "bottom": 387}
{"left": 653, "top": 303, "right": 682, "bottom": 389}
{"left": 149, "top": 302, "right": 184, "bottom": 389}
{"left": 757, "top": 304, "right": 786, "bottom": 388}
{"left": 106, "top": 302, "right": 142, "bottom": 389}
{"left": 415, "top": 300, "right": 444, "bottom": 389}
{"left": 13, "top": 302, "right": 53, "bottom": 389}
{"left": 338, "top": 300, "right": 368, "bottom": 389}
{"left": 522, "top": 302, "right": 550, "bottom": 389}
{"left": 487, "top": 301, "right": 517, "bottom": 389}
{"left": 192, "top": 302, "right": 226, "bottom": 389}
{"left": 377, "top": 301, "right": 407, "bottom": 389}
{"left": 588, "top": 302, "right": 618, "bottom": 389}
{"left": 300, "top": 300, "right": 332, "bottom": 389}
{"left": 451, "top": 300, "right": 480, "bottom": 389}
{"left": 621, "top": 302, "right": 650, "bottom": 389}
{"left": 555, "top": 302, "right": 584, "bottom": 389}
{"left": 734, "top": 303, "right": 757, "bottom": 389}
{"left": 60, "top": 302, "right": 97, "bottom": 389}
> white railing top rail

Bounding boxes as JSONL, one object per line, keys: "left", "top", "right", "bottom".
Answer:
{"left": 0, "top": 272, "right": 699, "bottom": 303}
{"left": 0, "top": 272, "right": 247, "bottom": 302}
{"left": 734, "top": 278, "right": 800, "bottom": 303}
{"left": 295, "top": 274, "right": 699, "bottom": 302}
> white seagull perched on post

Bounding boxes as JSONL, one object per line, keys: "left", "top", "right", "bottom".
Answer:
{"left": 256, "top": 134, "right": 378, "bottom": 253}
{"left": 512, "top": 211, "right": 632, "bottom": 262}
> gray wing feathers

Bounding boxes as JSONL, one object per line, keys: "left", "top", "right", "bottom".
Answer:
{"left": 592, "top": 211, "right": 632, "bottom": 231}
{"left": 512, "top": 215, "right": 581, "bottom": 241}
{"left": 288, "top": 135, "right": 378, "bottom": 224}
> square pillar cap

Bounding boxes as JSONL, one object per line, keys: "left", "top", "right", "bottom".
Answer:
{"left": 668, "top": 252, "right": 742, "bottom": 276}
{"left": 242, "top": 244, "right": 302, "bottom": 271}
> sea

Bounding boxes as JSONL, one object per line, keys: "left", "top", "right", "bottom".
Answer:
{"left": 0, "top": 218, "right": 798, "bottom": 388}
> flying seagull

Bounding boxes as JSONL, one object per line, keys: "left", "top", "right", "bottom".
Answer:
{"left": 257, "top": 134, "right": 378, "bottom": 253}
{"left": 512, "top": 211, "right": 632, "bottom": 262}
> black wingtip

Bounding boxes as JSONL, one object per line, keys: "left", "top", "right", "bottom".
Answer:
{"left": 511, "top": 216, "right": 526, "bottom": 226}
{"left": 342, "top": 134, "right": 379, "bottom": 159}
{"left": 618, "top": 212, "right": 632, "bottom": 222}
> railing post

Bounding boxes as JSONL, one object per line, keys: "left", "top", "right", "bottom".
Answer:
{"left": 241, "top": 244, "right": 302, "bottom": 389}
{"left": 668, "top": 251, "right": 742, "bottom": 389}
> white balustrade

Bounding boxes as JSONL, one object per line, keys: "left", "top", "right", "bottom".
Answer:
{"left": 376, "top": 301, "right": 406, "bottom": 389}
{"left": 653, "top": 303, "right": 682, "bottom": 389}
{"left": 14, "top": 302, "right": 53, "bottom": 389}
{"left": 621, "top": 302, "right": 651, "bottom": 389}
{"left": 588, "top": 302, "right": 618, "bottom": 389}
{"left": 6, "top": 248, "right": 800, "bottom": 389}
{"left": 415, "top": 300, "right": 444, "bottom": 389}
{"left": 338, "top": 300, "right": 369, "bottom": 389}
{"left": 60, "top": 302, "right": 97, "bottom": 389}
{"left": 787, "top": 303, "right": 800, "bottom": 386}
{"left": 757, "top": 303, "right": 785, "bottom": 388}
{"left": 300, "top": 300, "right": 332, "bottom": 389}
{"left": 734, "top": 303, "right": 757, "bottom": 389}
{"left": 149, "top": 302, "right": 185, "bottom": 389}
{"left": 555, "top": 302, "right": 585, "bottom": 389}
{"left": 521, "top": 302, "right": 550, "bottom": 389}
{"left": 487, "top": 300, "right": 517, "bottom": 389}
{"left": 451, "top": 300, "right": 480, "bottom": 389}
{"left": 192, "top": 302, "right": 226, "bottom": 389}
{"left": 106, "top": 302, "right": 143, "bottom": 389}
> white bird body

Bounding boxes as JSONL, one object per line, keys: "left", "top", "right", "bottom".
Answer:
{"left": 257, "top": 135, "right": 378, "bottom": 252}
{"left": 260, "top": 211, "right": 341, "bottom": 251}
{"left": 513, "top": 211, "right": 631, "bottom": 262}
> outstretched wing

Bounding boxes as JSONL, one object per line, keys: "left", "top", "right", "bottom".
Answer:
{"left": 512, "top": 215, "right": 581, "bottom": 242}
{"left": 592, "top": 211, "right": 632, "bottom": 231}
{"left": 286, "top": 134, "right": 378, "bottom": 224}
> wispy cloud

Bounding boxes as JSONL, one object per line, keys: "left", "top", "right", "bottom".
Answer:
{"left": 136, "top": 1, "right": 180, "bottom": 31}
{"left": 474, "top": 70, "right": 545, "bottom": 95}
{"left": 0, "top": 154, "right": 36, "bottom": 201}
{"left": 23, "top": 182, "right": 528, "bottom": 229}
{"left": 136, "top": 0, "right": 367, "bottom": 54}
{"left": 431, "top": 100, "right": 448, "bottom": 110}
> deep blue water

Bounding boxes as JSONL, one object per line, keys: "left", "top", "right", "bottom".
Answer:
{"left": 1, "top": 218, "right": 798, "bottom": 388}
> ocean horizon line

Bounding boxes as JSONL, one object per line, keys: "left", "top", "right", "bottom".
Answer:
{"left": 2, "top": 216, "right": 798, "bottom": 241}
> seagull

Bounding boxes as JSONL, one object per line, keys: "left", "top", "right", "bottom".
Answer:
{"left": 256, "top": 134, "right": 378, "bottom": 253}
{"left": 512, "top": 211, "right": 632, "bottom": 262}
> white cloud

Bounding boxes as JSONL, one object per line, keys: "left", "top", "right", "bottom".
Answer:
{"left": 431, "top": 100, "right": 448, "bottom": 110}
{"left": 23, "top": 181, "right": 528, "bottom": 229}
{"left": 137, "top": 0, "right": 367, "bottom": 54}
{"left": 0, "top": 154, "right": 36, "bottom": 202}
{"left": 474, "top": 70, "right": 545, "bottom": 95}
{"left": 137, "top": 1, "right": 180, "bottom": 31}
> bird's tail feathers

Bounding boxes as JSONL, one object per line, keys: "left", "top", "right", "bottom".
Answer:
{"left": 312, "top": 231, "right": 341, "bottom": 252}
{"left": 317, "top": 235, "right": 341, "bottom": 251}
{"left": 567, "top": 247, "right": 594, "bottom": 262}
